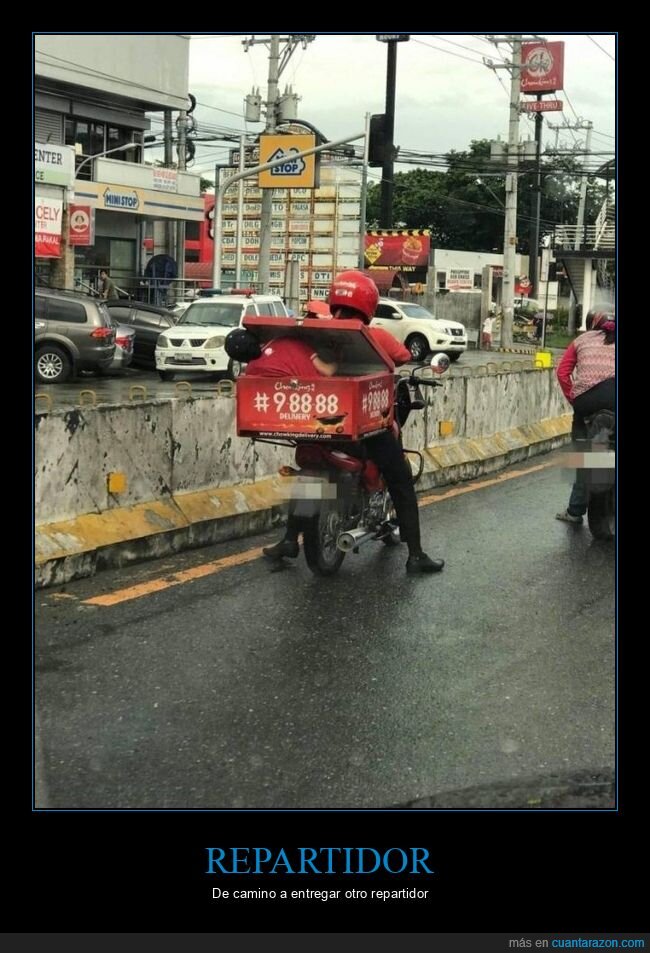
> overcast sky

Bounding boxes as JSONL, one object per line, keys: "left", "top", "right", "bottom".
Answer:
{"left": 162, "top": 33, "right": 616, "bottom": 182}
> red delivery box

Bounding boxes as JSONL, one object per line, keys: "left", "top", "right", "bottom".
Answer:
{"left": 236, "top": 316, "right": 395, "bottom": 441}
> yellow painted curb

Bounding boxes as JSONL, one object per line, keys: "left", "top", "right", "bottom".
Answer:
{"left": 36, "top": 416, "right": 572, "bottom": 568}
{"left": 35, "top": 475, "right": 288, "bottom": 565}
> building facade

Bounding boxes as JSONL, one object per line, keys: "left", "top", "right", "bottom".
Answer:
{"left": 34, "top": 34, "right": 203, "bottom": 293}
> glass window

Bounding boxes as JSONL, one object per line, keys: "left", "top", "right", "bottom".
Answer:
{"left": 47, "top": 299, "right": 87, "bottom": 324}
{"left": 134, "top": 310, "right": 164, "bottom": 328}
{"left": 376, "top": 304, "right": 399, "bottom": 319}
{"left": 107, "top": 306, "right": 132, "bottom": 323}
{"left": 35, "top": 296, "right": 47, "bottom": 319}
{"left": 436, "top": 271, "right": 446, "bottom": 289}
{"left": 473, "top": 273, "right": 482, "bottom": 289}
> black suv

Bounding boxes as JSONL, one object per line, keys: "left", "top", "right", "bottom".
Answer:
{"left": 104, "top": 299, "right": 176, "bottom": 369}
{"left": 35, "top": 289, "right": 116, "bottom": 384}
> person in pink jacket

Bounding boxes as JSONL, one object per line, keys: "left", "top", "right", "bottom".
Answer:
{"left": 555, "top": 310, "right": 615, "bottom": 524}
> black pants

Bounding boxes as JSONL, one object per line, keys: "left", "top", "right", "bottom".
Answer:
{"left": 566, "top": 378, "right": 615, "bottom": 516}
{"left": 285, "top": 430, "right": 423, "bottom": 555}
{"left": 571, "top": 378, "right": 615, "bottom": 440}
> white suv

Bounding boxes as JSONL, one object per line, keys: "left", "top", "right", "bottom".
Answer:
{"left": 371, "top": 298, "right": 467, "bottom": 362}
{"left": 155, "top": 293, "right": 289, "bottom": 380}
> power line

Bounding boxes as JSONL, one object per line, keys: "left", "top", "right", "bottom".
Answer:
{"left": 587, "top": 35, "right": 615, "bottom": 61}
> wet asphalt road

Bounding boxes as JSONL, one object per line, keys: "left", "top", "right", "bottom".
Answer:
{"left": 35, "top": 451, "right": 615, "bottom": 810}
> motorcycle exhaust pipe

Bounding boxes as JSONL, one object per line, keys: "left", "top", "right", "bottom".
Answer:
{"left": 337, "top": 527, "right": 378, "bottom": 553}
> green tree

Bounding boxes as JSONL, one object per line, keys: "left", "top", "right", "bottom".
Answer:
{"left": 365, "top": 138, "right": 609, "bottom": 255}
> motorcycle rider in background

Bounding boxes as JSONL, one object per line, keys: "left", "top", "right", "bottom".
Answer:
{"left": 555, "top": 309, "right": 615, "bottom": 524}
{"left": 262, "top": 270, "right": 445, "bottom": 575}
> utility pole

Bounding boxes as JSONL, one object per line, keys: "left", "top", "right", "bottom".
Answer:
{"left": 502, "top": 36, "right": 522, "bottom": 348}
{"left": 257, "top": 34, "right": 279, "bottom": 295}
{"left": 376, "top": 35, "right": 409, "bottom": 228}
{"left": 164, "top": 110, "right": 175, "bottom": 261}
{"left": 527, "top": 95, "right": 544, "bottom": 298}
{"left": 176, "top": 109, "right": 187, "bottom": 285}
{"left": 358, "top": 112, "right": 371, "bottom": 268}
{"left": 243, "top": 34, "right": 315, "bottom": 293}
{"left": 574, "top": 121, "right": 593, "bottom": 252}
{"left": 548, "top": 119, "right": 593, "bottom": 332}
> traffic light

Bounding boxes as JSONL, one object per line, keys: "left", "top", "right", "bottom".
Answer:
{"left": 368, "top": 114, "right": 386, "bottom": 167}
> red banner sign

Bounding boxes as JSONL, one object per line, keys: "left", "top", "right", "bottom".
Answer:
{"left": 364, "top": 231, "right": 430, "bottom": 271}
{"left": 35, "top": 196, "right": 62, "bottom": 258}
{"left": 520, "top": 41, "right": 565, "bottom": 93}
{"left": 68, "top": 205, "right": 95, "bottom": 246}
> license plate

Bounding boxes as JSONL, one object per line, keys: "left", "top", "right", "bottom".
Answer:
{"left": 177, "top": 351, "right": 193, "bottom": 362}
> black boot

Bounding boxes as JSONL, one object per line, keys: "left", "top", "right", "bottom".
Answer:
{"left": 263, "top": 538, "right": 299, "bottom": 559}
{"left": 406, "top": 552, "right": 445, "bottom": 574}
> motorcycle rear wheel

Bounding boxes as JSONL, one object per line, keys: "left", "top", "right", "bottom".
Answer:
{"left": 303, "top": 505, "right": 347, "bottom": 576}
{"left": 587, "top": 487, "right": 615, "bottom": 540}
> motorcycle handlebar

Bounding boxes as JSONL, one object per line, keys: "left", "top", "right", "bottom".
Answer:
{"left": 407, "top": 377, "right": 443, "bottom": 387}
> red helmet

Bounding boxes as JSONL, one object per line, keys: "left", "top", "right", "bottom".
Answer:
{"left": 303, "top": 299, "right": 331, "bottom": 318}
{"left": 328, "top": 270, "right": 379, "bottom": 324}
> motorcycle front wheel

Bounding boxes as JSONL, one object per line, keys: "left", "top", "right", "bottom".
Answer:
{"left": 303, "top": 503, "right": 347, "bottom": 576}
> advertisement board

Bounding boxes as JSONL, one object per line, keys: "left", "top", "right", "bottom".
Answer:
{"left": 35, "top": 196, "right": 63, "bottom": 258}
{"left": 68, "top": 205, "right": 95, "bottom": 246}
{"left": 520, "top": 41, "right": 565, "bottom": 93}
{"left": 364, "top": 230, "right": 430, "bottom": 272}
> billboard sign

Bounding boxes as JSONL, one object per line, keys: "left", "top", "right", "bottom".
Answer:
{"left": 520, "top": 41, "right": 565, "bottom": 93}
{"left": 364, "top": 230, "right": 430, "bottom": 272}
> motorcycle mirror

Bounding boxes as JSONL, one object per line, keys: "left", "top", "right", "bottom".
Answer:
{"left": 430, "top": 353, "right": 450, "bottom": 375}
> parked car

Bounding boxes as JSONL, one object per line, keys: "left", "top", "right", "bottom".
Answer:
{"left": 167, "top": 301, "right": 194, "bottom": 319}
{"left": 35, "top": 289, "right": 116, "bottom": 384}
{"left": 370, "top": 298, "right": 468, "bottom": 362}
{"left": 155, "top": 293, "right": 290, "bottom": 381}
{"left": 104, "top": 317, "right": 135, "bottom": 373}
{"left": 513, "top": 296, "right": 542, "bottom": 319}
{"left": 104, "top": 300, "right": 177, "bottom": 369}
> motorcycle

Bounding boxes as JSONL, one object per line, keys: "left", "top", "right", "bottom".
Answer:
{"left": 583, "top": 409, "right": 616, "bottom": 540}
{"left": 277, "top": 353, "right": 450, "bottom": 576}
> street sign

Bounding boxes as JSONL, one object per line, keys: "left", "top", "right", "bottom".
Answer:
{"left": 520, "top": 99, "right": 564, "bottom": 113}
{"left": 520, "top": 41, "right": 565, "bottom": 93}
{"left": 376, "top": 34, "right": 409, "bottom": 42}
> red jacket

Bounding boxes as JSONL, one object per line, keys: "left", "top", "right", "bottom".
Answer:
{"left": 369, "top": 327, "right": 411, "bottom": 366}
{"left": 556, "top": 341, "right": 578, "bottom": 403}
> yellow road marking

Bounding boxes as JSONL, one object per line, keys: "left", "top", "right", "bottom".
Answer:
{"left": 83, "top": 460, "right": 554, "bottom": 607}
{"left": 418, "top": 461, "right": 553, "bottom": 506}
{"left": 84, "top": 547, "right": 265, "bottom": 606}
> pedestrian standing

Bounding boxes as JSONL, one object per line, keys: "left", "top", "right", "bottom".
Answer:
{"left": 482, "top": 314, "right": 494, "bottom": 350}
